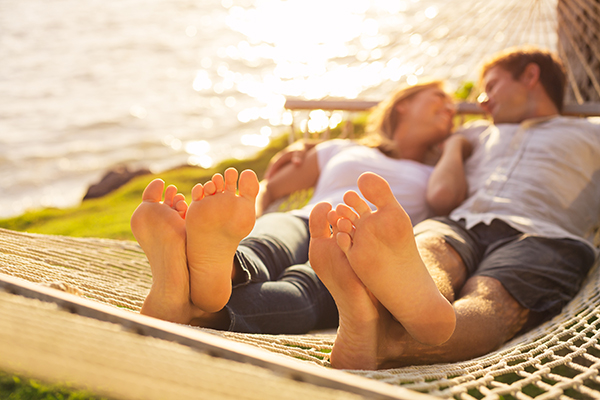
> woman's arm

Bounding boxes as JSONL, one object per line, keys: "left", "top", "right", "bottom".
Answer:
{"left": 426, "top": 134, "right": 472, "bottom": 216}
{"left": 256, "top": 147, "right": 320, "bottom": 216}
{"left": 263, "top": 139, "right": 321, "bottom": 179}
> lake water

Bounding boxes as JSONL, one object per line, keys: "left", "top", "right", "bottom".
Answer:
{"left": 0, "top": 0, "right": 557, "bottom": 218}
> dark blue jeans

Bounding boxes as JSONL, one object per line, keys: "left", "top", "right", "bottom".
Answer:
{"left": 224, "top": 212, "right": 339, "bottom": 334}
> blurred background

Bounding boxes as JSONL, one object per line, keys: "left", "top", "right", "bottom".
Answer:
{"left": 2, "top": 0, "right": 593, "bottom": 219}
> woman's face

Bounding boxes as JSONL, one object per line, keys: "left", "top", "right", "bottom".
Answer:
{"left": 398, "top": 87, "right": 456, "bottom": 142}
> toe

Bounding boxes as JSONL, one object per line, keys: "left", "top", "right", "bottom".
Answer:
{"left": 337, "top": 218, "right": 354, "bottom": 236}
{"left": 309, "top": 202, "right": 332, "bottom": 239}
{"left": 342, "top": 191, "right": 371, "bottom": 217}
{"left": 203, "top": 181, "right": 216, "bottom": 196}
{"left": 142, "top": 179, "right": 165, "bottom": 203}
{"left": 174, "top": 197, "right": 188, "bottom": 218}
{"left": 164, "top": 185, "right": 178, "bottom": 207}
{"left": 336, "top": 217, "right": 354, "bottom": 253}
{"left": 212, "top": 173, "right": 224, "bottom": 193}
{"left": 335, "top": 203, "right": 359, "bottom": 223}
{"left": 224, "top": 168, "right": 239, "bottom": 193}
{"left": 238, "top": 169, "right": 260, "bottom": 200}
{"left": 336, "top": 231, "right": 353, "bottom": 253}
{"left": 172, "top": 193, "right": 187, "bottom": 209}
{"left": 357, "top": 172, "right": 398, "bottom": 210}
{"left": 326, "top": 209, "right": 341, "bottom": 235}
{"left": 173, "top": 192, "right": 185, "bottom": 203}
{"left": 192, "top": 183, "right": 205, "bottom": 201}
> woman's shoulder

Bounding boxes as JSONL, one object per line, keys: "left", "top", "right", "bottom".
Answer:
{"left": 314, "top": 138, "right": 361, "bottom": 156}
{"left": 315, "top": 138, "right": 358, "bottom": 150}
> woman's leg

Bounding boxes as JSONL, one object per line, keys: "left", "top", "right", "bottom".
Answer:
{"left": 139, "top": 168, "right": 336, "bottom": 333}
{"left": 225, "top": 212, "right": 338, "bottom": 334}
{"left": 131, "top": 179, "right": 208, "bottom": 324}
{"left": 186, "top": 168, "right": 259, "bottom": 312}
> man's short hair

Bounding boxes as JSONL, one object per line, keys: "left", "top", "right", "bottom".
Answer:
{"left": 480, "top": 47, "right": 567, "bottom": 111}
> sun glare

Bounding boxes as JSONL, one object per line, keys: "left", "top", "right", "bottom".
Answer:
{"left": 217, "top": 0, "right": 433, "bottom": 141}
{"left": 181, "top": 0, "right": 437, "bottom": 158}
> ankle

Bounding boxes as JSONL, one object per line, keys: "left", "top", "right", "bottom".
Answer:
{"left": 191, "top": 308, "right": 231, "bottom": 330}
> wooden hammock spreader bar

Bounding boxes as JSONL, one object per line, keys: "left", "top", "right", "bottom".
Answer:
{"left": 0, "top": 273, "right": 434, "bottom": 400}
{"left": 284, "top": 99, "right": 600, "bottom": 117}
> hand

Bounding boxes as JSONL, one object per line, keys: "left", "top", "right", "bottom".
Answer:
{"left": 443, "top": 134, "right": 473, "bottom": 160}
{"left": 264, "top": 140, "right": 319, "bottom": 179}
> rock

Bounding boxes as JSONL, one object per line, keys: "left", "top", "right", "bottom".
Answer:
{"left": 84, "top": 165, "right": 150, "bottom": 200}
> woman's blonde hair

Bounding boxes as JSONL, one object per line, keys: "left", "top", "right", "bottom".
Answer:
{"left": 362, "top": 79, "right": 446, "bottom": 155}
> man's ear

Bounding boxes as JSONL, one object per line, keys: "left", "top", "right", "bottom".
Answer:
{"left": 520, "top": 63, "right": 541, "bottom": 88}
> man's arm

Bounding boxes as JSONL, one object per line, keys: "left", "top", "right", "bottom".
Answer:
{"left": 256, "top": 147, "right": 320, "bottom": 216}
{"left": 426, "top": 134, "right": 472, "bottom": 216}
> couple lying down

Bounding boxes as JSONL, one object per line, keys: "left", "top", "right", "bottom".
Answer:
{"left": 131, "top": 46, "right": 600, "bottom": 370}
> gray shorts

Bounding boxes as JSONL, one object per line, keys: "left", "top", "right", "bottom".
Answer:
{"left": 413, "top": 217, "right": 596, "bottom": 318}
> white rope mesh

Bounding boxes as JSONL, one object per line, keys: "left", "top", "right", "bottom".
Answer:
{"left": 1, "top": 227, "right": 600, "bottom": 399}
{"left": 558, "top": 0, "right": 600, "bottom": 103}
{"left": 334, "top": 0, "right": 561, "bottom": 100}
{"left": 295, "top": 0, "right": 598, "bottom": 106}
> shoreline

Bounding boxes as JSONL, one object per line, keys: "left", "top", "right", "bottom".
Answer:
{"left": 0, "top": 133, "right": 292, "bottom": 241}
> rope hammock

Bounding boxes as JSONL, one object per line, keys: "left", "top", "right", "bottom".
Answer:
{"left": 350, "top": 0, "right": 599, "bottom": 103}
{"left": 1, "top": 225, "right": 600, "bottom": 399}
{"left": 283, "top": 0, "right": 599, "bottom": 139}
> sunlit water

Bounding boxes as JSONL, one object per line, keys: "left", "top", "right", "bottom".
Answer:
{"left": 0, "top": 0, "right": 550, "bottom": 218}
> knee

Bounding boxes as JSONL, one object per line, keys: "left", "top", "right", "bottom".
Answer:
{"left": 280, "top": 264, "right": 320, "bottom": 285}
{"left": 416, "top": 233, "right": 460, "bottom": 261}
{"left": 280, "top": 265, "right": 329, "bottom": 298}
{"left": 416, "top": 233, "right": 467, "bottom": 296}
{"left": 459, "top": 276, "right": 530, "bottom": 344}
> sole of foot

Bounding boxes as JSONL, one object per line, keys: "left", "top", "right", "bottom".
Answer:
{"left": 186, "top": 168, "right": 260, "bottom": 313}
{"left": 336, "top": 172, "right": 455, "bottom": 346}
{"left": 131, "top": 179, "right": 202, "bottom": 324}
{"left": 309, "top": 201, "right": 388, "bottom": 370}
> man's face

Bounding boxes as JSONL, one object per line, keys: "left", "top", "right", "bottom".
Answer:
{"left": 479, "top": 66, "right": 529, "bottom": 124}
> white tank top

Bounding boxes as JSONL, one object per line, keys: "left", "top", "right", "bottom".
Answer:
{"left": 291, "top": 139, "right": 434, "bottom": 225}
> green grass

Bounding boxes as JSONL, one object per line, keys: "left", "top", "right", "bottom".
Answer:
{"left": 0, "top": 134, "right": 292, "bottom": 241}
{"left": 0, "top": 372, "right": 107, "bottom": 400}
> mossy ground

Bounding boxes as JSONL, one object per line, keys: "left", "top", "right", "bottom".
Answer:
{"left": 0, "top": 372, "right": 107, "bottom": 400}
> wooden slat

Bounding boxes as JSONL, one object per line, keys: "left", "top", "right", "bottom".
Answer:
{"left": 0, "top": 273, "right": 435, "bottom": 400}
{"left": 284, "top": 98, "right": 600, "bottom": 117}
{"left": 284, "top": 99, "right": 379, "bottom": 111}
{"left": 284, "top": 99, "right": 485, "bottom": 114}
{"left": 563, "top": 102, "right": 600, "bottom": 116}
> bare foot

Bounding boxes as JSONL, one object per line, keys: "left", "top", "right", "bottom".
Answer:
{"left": 309, "top": 202, "right": 389, "bottom": 370}
{"left": 186, "top": 168, "right": 260, "bottom": 313}
{"left": 131, "top": 179, "right": 204, "bottom": 324}
{"left": 335, "top": 172, "right": 456, "bottom": 346}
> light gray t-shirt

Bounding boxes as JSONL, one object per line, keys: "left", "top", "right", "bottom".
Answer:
{"left": 292, "top": 139, "right": 435, "bottom": 225}
{"left": 451, "top": 116, "right": 600, "bottom": 251}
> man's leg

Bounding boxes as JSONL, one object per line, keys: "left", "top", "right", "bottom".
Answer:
{"left": 311, "top": 172, "right": 529, "bottom": 369}
{"left": 334, "top": 172, "right": 456, "bottom": 346}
